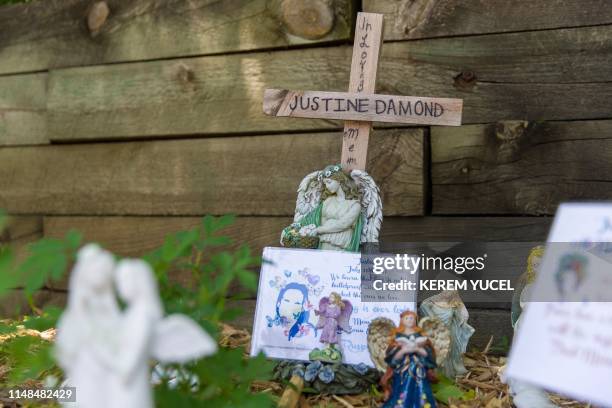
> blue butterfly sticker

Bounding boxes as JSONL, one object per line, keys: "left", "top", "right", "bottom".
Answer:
{"left": 266, "top": 315, "right": 282, "bottom": 328}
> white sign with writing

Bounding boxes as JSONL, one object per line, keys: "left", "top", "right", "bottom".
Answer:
{"left": 250, "top": 247, "right": 416, "bottom": 365}
{"left": 506, "top": 203, "right": 612, "bottom": 407}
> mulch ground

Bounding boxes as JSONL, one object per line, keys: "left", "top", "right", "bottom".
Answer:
{"left": 220, "top": 324, "right": 590, "bottom": 408}
{"left": 0, "top": 324, "right": 591, "bottom": 408}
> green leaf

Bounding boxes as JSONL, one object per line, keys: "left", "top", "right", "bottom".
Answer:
{"left": 17, "top": 231, "right": 81, "bottom": 296}
{"left": 236, "top": 269, "right": 257, "bottom": 291}
{"left": 161, "top": 230, "right": 198, "bottom": 263}
{"left": 6, "top": 336, "right": 55, "bottom": 384}
{"left": 202, "top": 215, "right": 235, "bottom": 236}
{"left": 432, "top": 374, "right": 474, "bottom": 403}
{"left": 23, "top": 307, "right": 63, "bottom": 331}
{"left": 0, "top": 248, "right": 18, "bottom": 297}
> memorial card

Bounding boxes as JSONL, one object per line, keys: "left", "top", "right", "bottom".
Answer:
{"left": 250, "top": 247, "right": 417, "bottom": 366}
{"left": 506, "top": 203, "right": 612, "bottom": 407}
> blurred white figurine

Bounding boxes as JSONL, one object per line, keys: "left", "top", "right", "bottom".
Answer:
{"left": 109, "top": 259, "right": 217, "bottom": 407}
{"left": 56, "top": 244, "right": 120, "bottom": 408}
{"left": 503, "top": 246, "right": 559, "bottom": 408}
{"left": 56, "top": 247, "right": 218, "bottom": 408}
{"left": 419, "top": 290, "right": 474, "bottom": 378}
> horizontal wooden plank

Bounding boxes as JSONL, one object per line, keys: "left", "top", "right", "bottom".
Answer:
{"left": 43, "top": 216, "right": 291, "bottom": 258}
{"left": 0, "top": 129, "right": 424, "bottom": 216}
{"left": 46, "top": 25, "right": 612, "bottom": 141}
{"left": 0, "top": 289, "right": 66, "bottom": 319}
{"left": 0, "top": 0, "right": 353, "bottom": 75}
{"left": 263, "top": 89, "right": 463, "bottom": 126}
{"left": 382, "top": 216, "right": 552, "bottom": 242}
{"left": 43, "top": 216, "right": 551, "bottom": 259}
{"left": 365, "top": 0, "right": 612, "bottom": 40}
{"left": 43, "top": 216, "right": 541, "bottom": 300}
{"left": 0, "top": 73, "right": 47, "bottom": 146}
{"left": 0, "top": 216, "right": 43, "bottom": 244}
{"left": 432, "top": 120, "right": 612, "bottom": 215}
{"left": 228, "top": 299, "right": 513, "bottom": 352}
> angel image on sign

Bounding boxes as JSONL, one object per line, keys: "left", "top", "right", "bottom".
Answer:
{"left": 56, "top": 245, "right": 217, "bottom": 408}
{"left": 280, "top": 164, "right": 382, "bottom": 252}
{"left": 368, "top": 311, "right": 451, "bottom": 408}
{"left": 308, "top": 292, "right": 352, "bottom": 362}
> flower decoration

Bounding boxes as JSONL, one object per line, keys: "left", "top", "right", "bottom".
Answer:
{"left": 318, "top": 365, "right": 335, "bottom": 384}
{"left": 353, "top": 362, "right": 369, "bottom": 375}
{"left": 304, "top": 361, "right": 322, "bottom": 382}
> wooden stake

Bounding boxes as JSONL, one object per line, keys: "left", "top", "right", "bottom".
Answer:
{"left": 341, "top": 12, "right": 384, "bottom": 171}
{"left": 277, "top": 374, "right": 304, "bottom": 408}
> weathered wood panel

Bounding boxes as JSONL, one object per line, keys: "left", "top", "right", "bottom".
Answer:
{"left": 0, "top": 0, "right": 353, "bottom": 76}
{"left": 0, "top": 73, "right": 47, "bottom": 146}
{"left": 0, "top": 289, "right": 66, "bottom": 318}
{"left": 382, "top": 216, "right": 551, "bottom": 242}
{"left": 43, "top": 216, "right": 543, "bottom": 299}
{"left": 0, "top": 216, "right": 43, "bottom": 264}
{"left": 0, "top": 216, "right": 43, "bottom": 244}
{"left": 365, "top": 0, "right": 612, "bottom": 41}
{"left": 47, "top": 25, "right": 612, "bottom": 141}
{"left": 228, "top": 299, "right": 513, "bottom": 351}
{"left": 432, "top": 120, "right": 612, "bottom": 215}
{"left": 43, "top": 216, "right": 551, "bottom": 259}
{"left": 43, "top": 216, "right": 290, "bottom": 258}
{"left": 0, "top": 129, "right": 424, "bottom": 216}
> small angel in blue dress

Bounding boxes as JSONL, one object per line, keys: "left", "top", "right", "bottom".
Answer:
{"left": 368, "top": 311, "right": 450, "bottom": 408}
{"left": 308, "top": 292, "right": 352, "bottom": 362}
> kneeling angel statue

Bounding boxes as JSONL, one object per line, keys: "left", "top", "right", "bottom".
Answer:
{"left": 280, "top": 164, "right": 382, "bottom": 252}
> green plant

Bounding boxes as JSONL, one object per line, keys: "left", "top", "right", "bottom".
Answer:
{"left": 0, "top": 214, "right": 274, "bottom": 407}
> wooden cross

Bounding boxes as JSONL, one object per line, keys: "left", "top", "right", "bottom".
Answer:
{"left": 263, "top": 12, "right": 463, "bottom": 172}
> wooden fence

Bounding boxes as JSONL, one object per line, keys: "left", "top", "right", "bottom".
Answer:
{"left": 2, "top": 0, "right": 612, "bottom": 348}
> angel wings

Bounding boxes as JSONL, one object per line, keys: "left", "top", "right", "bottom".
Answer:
{"left": 315, "top": 295, "right": 353, "bottom": 342}
{"left": 286, "top": 164, "right": 382, "bottom": 250}
{"left": 366, "top": 316, "right": 451, "bottom": 373}
{"left": 56, "top": 245, "right": 217, "bottom": 408}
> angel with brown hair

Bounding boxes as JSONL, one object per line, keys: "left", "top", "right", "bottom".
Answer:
{"left": 368, "top": 311, "right": 451, "bottom": 408}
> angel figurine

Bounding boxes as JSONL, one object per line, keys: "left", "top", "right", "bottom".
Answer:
{"left": 56, "top": 246, "right": 218, "bottom": 408}
{"left": 108, "top": 259, "right": 218, "bottom": 407}
{"left": 280, "top": 164, "right": 382, "bottom": 252}
{"left": 368, "top": 311, "right": 451, "bottom": 408}
{"left": 502, "top": 246, "right": 559, "bottom": 408}
{"left": 419, "top": 290, "right": 474, "bottom": 378}
{"left": 308, "top": 292, "right": 352, "bottom": 362}
{"left": 55, "top": 244, "right": 121, "bottom": 408}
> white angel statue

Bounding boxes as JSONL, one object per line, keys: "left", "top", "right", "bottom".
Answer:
{"left": 419, "top": 290, "right": 475, "bottom": 378}
{"left": 108, "top": 259, "right": 218, "bottom": 407}
{"left": 56, "top": 244, "right": 121, "bottom": 408}
{"left": 280, "top": 164, "right": 382, "bottom": 252}
{"left": 56, "top": 247, "right": 218, "bottom": 408}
